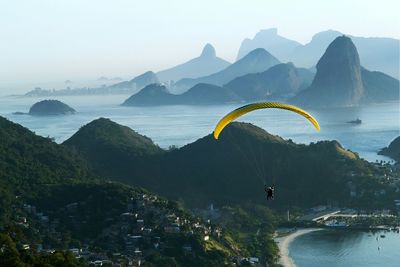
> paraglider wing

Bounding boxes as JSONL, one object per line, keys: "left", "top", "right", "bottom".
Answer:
{"left": 213, "top": 102, "right": 320, "bottom": 139}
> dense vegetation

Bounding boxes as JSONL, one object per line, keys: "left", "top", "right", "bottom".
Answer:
{"left": 0, "top": 234, "right": 83, "bottom": 267}
{"left": 2, "top": 116, "right": 276, "bottom": 266}
{"left": 215, "top": 203, "right": 282, "bottom": 265}
{"left": 379, "top": 136, "right": 400, "bottom": 162}
{"left": 1, "top": 115, "right": 398, "bottom": 266}
{"left": 64, "top": 118, "right": 163, "bottom": 181}
{"left": 0, "top": 116, "right": 94, "bottom": 224}
{"left": 64, "top": 119, "right": 399, "bottom": 210}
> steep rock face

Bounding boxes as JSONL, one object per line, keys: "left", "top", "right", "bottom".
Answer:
{"left": 292, "top": 36, "right": 364, "bottom": 107}
{"left": 175, "top": 48, "right": 280, "bottom": 90}
{"left": 156, "top": 43, "right": 230, "bottom": 85}
{"left": 29, "top": 100, "right": 76, "bottom": 115}
{"left": 290, "top": 30, "right": 343, "bottom": 68}
{"left": 238, "top": 28, "right": 400, "bottom": 77}
{"left": 200, "top": 43, "right": 216, "bottom": 58}
{"left": 225, "top": 62, "right": 314, "bottom": 101}
{"left": 290, "top": 30, "right": 400, "bottom": 78}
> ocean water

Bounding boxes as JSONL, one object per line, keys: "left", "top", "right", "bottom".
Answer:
{"left": 290, "top": 230, "right": 400, "bottom": 267}
{"left": 0, "top": 94, "right": 399, "bottom": 162}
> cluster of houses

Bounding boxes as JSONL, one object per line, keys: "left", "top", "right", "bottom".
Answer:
{"left": 10, "top": 194, "right": 238, "bottom": 266}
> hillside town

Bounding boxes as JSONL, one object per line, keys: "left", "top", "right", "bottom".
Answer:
{"left": 8, "top": 192, "right": 264, "bottom": 266}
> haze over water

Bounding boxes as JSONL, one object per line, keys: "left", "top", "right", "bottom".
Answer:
{"left": 0, "top": 94, "right": 398, "bottom": 163}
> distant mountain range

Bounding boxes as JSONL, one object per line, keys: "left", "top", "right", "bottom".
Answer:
{"left": 238, "top": 28, "right": 399, "bottom": 78}
{"left": 108, "top": 71, "right": 159, "bottom": 92}
{"left": 157, "top": 44, "right": 230, "bottom": 85}
{"left": 122, "top": 62, "right": 314, "bottom": 106}
{"left": 122, "top": 83, "right": 241, "bottom": 106}
{"left": 292, "top": 36, "right": 399, "bottom": 107}
{"left": 174, "top": 48, "right": 280, "bottom": 91}
{"left": 123, "top": 36, "right": 398, "bottom": 107}
{"left": 225, "top": 62, "right": 314, "bottom": 101}
{"left": 237, "top": 28, "right": 301, "bottom": 62}
{"left": 22, "top": 29, "right": 399, "bottom": 103}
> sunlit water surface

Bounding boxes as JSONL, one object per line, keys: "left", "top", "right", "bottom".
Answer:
{"left": 0, "top": 95, "right": 398, "bottom": 162}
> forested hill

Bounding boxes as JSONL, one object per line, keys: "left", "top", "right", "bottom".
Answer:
{"left": 64, "top": 119, "right": 398, "bottom": 210}
{"left": 1, "top": 116, "right": 264, "bottom": 266}
{"left": 63, "top": 117, "right": 164, "bottom": 183}
{"left": 379, "top": 136, "right": 400, "bottom": 162}
{"left": 0, "top": 116, "right": 94, "bottom": 192}
{"left": 0, "top": 116, "right": 95, "bottom": 223}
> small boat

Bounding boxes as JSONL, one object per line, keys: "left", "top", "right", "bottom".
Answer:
{"left": 380, "top": 234, "right": 386, "bottom": 238}
{"left": 347, "top": 118, "right": 362, "bottom": 124}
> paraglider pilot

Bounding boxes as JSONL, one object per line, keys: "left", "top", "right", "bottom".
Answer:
{"left": 265, "top": 184, "right": 274, "bottom": 200}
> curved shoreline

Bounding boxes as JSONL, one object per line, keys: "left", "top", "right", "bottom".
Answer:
{"left": 275, "top": 228, "right": 323, "bottom": 267}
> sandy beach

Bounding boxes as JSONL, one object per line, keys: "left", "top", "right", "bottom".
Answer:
{"left": 275, "top": 228, "right": 323, "bottom": 267}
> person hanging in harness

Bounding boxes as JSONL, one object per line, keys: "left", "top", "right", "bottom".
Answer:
{"left": 264, "top": 184, "right": 275, "bottom": 200}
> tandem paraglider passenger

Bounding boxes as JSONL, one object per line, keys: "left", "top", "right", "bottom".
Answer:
{"left": 264, "top": 185, "right": 275, "bottom": 200}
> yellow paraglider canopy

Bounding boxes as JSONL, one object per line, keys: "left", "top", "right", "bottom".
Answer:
{"left": 213, "top": 102, "right": 320, "bottom": 139}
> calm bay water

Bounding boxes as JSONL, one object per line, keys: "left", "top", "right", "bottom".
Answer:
{"left": 290, "top": 230, "right": 400, "bottom": 267}
{"left": 0, "top": 94, "right": 398, "bottom": 162}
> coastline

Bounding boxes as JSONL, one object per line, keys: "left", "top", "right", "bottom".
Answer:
{"left": 275, "top": 228, "right": 323, "bottom": 267}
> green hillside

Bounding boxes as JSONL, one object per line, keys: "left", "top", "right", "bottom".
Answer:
{"left": 1, "top": 116, "right": 271, "bottom": 266}
{"left": 0, "top": 116, "right": 95, "bottom": 223}
{"left": 63, "top": 118, "right": 164, "bottom": 187}
{"left": 64, "top": 119, "right": 398, "bottom": 210}
{"left": 379, "top": 136, "right": 400, "bottom": 162}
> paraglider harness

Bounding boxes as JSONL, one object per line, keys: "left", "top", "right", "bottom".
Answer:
{"left": 265, "top": 184, "right": 274, "bottom": 200}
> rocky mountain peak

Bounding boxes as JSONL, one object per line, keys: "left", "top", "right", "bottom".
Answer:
{"left": 200, "top": 43, "right": 216, "bottom": 58}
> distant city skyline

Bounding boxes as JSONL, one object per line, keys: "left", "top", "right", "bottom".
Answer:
{"left": 1, "top": 0, "right": 399, "bottom": 93}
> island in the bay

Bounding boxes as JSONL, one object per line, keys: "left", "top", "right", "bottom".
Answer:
{"left": 14, "top": 99, "right": 77, "bottom": 116}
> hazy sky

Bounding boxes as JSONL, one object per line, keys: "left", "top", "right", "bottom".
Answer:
{"left": 1, "top": 0, "right": 399, "bottom": 92}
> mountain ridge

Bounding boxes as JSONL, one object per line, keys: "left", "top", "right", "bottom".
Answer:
{"left": 157, "top": 43, "right": 230, "bottom": 88}
{"left": 174, "top": 48, "right": 280, "bottom": 91}
{"left": 225, "top": 62, "right": 314, "bottom": 101}
{"left": 63, "top": 118, "right": 396, "bottom": 209}
{"left": 238, "top": 28, "right": 399, "bottom": 77}
{"left": 122, "top": 83, "right": 242, "bottom": 106}
{"left": 108, "top": 71, "right": 159, "bottom": 93}
{"left": 237, "top": 28, "right": 301, "bottom": 61}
